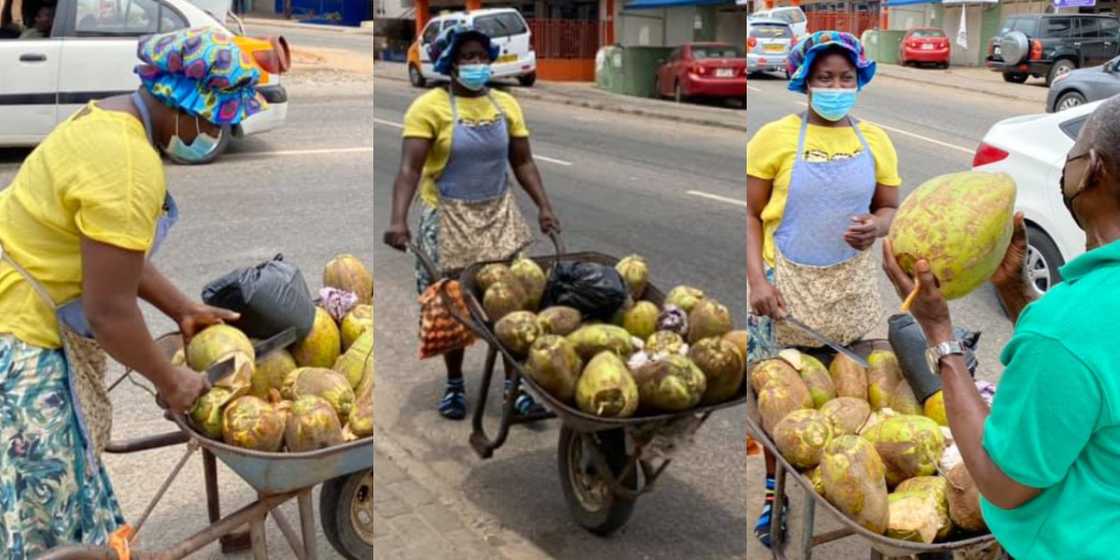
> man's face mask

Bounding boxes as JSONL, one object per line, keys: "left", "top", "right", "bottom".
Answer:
{"left": 166, "top": 114, "right": 219, "bottom": 163}
{"left": 1060, "top": 144, "right": 1094, "bottom": 229}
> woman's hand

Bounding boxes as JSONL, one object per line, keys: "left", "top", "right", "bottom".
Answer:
{"left": 749, "top": 279, "right": 786, "bottom": 319}
{"left": 844, "top": 214, "right": 880, "bottom": 251}
{"left": 383, "top": 222, "right": 411, "bottom": 252}
{"left": 178, "top": 303, "right": 239, "bottom": 344}
{"left": 539, "top": 209, "right": 560, "bottom": 234}
{"left": 882, "top": 240, "right": 954, "bottom": 344}
{"left": 157, "top": 365, "right": 211, "bottom": 413}
{"left": 990, "top": 212, "right": 1028, "bottom": 289}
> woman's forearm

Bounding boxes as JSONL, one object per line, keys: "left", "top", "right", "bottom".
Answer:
{"left": 747, "top": 215, "right": 768, "bottom": 287}
{"left": 872, "top": 206, "right": 897, "bottom": 237}
{"left": 513, "top": 161, "right": 552, "bottom": 211}
{"left": 139, "top": 261, "right": 192, "bottom": 323}
{"left": 86, "top": 294, "right": 177, "bottom": 390}
{"left": 390, "top": 169, "right": 421, "bottom": 226}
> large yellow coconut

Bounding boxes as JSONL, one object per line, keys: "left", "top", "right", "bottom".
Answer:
{"left": 664, "top": 285, "right": 705, "bottom": 313}
{"left": 750, "top": 358, "right": 802, "bottom": 395}
{"left": 888, "top": 378, "right": 923, "bottom": 416}
{"left": 476, "top": 263, "right": 516, "bottom": 293}
{"left": 340, "top": 304, "right": 373, "bottom": 352}
{"left": 687, "top": 299, "right": 733, "bottom": 344}
{"left": 526, "top": 335, "right": 583, "bottom": 403}
{"left": 537, "top": 306, "right": 582, "bottom": 336}
{"left": 894, "top": 476, "right": 952, "bottom": 541}
{"left": 323, "top": 254, "right": 373, "bottom": 304}
{"left": 333, "top": 329, "right": 373, "bottom": 389}
{"left": 190, "top": 387, "right": 234, "bottom": 439}
{"left": 820, "top": 397, "right": 872, "bottom": 436}
{"left": 797, "top": 353, "right": 837, "bottom": 408}
{"left": 291, "top": 307, "right": 342, "bottom": 369}
{"left": 866, "top": 350, "right": 902, "bottom": 411}
{"left": 284, "top": 395, "right": 345, "bottom": 452}
{"left": 348, "top": 365, "right": 373, "bottom": 438}
{"left": 829, "top": 353, "right": 868, "bottom": 401}
{"left": 510, "top": 257, "right": 547, "bottom": 311}
{"left": 819, "top": 435, "right": 889, "bottom": 534}
{"left": 221, "top": 396, "right": 285, "bottom": 452}
{"left": 758, "top": 378, "right": 813, "bottom": 434}
{"left": 861, "top": 414, "right": 946, "bottom": 487}
{"left": 566, "top": 324, "right": 634, "bottom": 361}
{"left": 773, "top": 409, "right": 833, "bottom": 469}
{"left": 252, "top": 349, "right": 298, "bottom": 400}
{"left": 283, "top": 367, "right": 356, "bottom": 422}
{"left": 615, "top": 255, "right": 650, "bottom": 300}
{"left": 946, "top": 463, "right": 987, "bottom": 532}
{"left": 888, "top": 171, "right": 1016, "bottom": 300}
{"left": 575, "top": 352, "right": 639, "bottom": 418}
{"left": 483, "top": 281, "right": 527, "bottom": 322}
{"left": 689, "top": 337, "right": 745, "bottom": 405}
{"left": 923, "top": 390, "right": 948, "bottom": 427}
{"left": 495, "top": 311, "right": 543, "bottom": 357}
{"left": 722, "top": 330, "right": 749, "bottom": 362}
{"left": 187, "top": 324, "right": 254, "bottom": 397}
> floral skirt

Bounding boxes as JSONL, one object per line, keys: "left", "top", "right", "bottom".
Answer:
{"left": 0, "top": 335, "right": 124, "bottom": 559}
{"left": 414, "top": 205, "right": 441, "bottom": 296}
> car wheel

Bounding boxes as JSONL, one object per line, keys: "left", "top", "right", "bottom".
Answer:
{"left": 1002, "top": 72, "right": 1028, "bottom": 84}
{"left": 1055, "top": 90, "right": 1087, "bottom": 112}
{"left": 408, "top": 64, "right": 426, "bottom": 88}
{"left": 1047, "top": 59, "right": 1076, "bottom": 86}
{"left": 166, "top": 125, "right": 231, "bottom": 165}
{"left": 1025, "top": 225, "right": 1064, "bottom": 294}
{"left": 518, "top": 72, "right": 537, "bottom": 87}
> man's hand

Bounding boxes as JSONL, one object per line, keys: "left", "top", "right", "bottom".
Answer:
{"left": 749, "top": 280, "right": 787, "bottom": 319}
{"left": 990, "top": 212, "right": 1028, "bottom": 289}
{"left": 843, "top": 214, "right": 880, "bottom": 251}
{"left": 178, "top": 304, "right": 239, "bottom": 344}
{"left": 383, "top": 222, "right": 411, "bottom": 252}
{"left": 882, "top": 240, "right": 953, "bottom": 343}
{"left": 539, "top": 209, "right": 561, "bottom": 235}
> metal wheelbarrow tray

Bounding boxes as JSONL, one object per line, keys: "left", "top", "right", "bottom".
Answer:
{"left": 746, "top": 339, "right": 998, "bottom": 559}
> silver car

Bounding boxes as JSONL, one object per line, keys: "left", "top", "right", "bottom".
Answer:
{"left": 747, "top": 18, "right": 794, "bottom": 79}
{"left": 1047, "top": 55, "right": 1120, "bottom": 112}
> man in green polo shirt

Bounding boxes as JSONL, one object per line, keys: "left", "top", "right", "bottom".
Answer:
{"left": 881, "top": 95, "right": 1120, "bottom": 560}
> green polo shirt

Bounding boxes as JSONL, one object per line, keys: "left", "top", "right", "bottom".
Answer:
{"left": 980, "top": 239, "right": 1120, "bottom": 559}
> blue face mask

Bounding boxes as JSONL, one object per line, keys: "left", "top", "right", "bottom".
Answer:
{"left": 810, "top": 88, "right": 859, "bottom": 122}
{"left": 165, "top": 115, "right": 219, "bottom": 162}
{"left": 456, "top": 63, "right": 492, "bottom": 91}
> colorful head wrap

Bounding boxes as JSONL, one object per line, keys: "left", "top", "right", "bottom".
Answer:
{"left": 134, "top": 27, "right": 266, "bottom": 126}
{"left": 786, "top": 30, "right": 876, "bottom": 94}
{"left": 429, "top": 24, "right": 499, "bottom": 76}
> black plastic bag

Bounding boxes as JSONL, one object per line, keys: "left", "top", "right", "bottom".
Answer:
{"left": 541, "top": 261, "right": 628, "bottom": 322}
{"left": 887, "top": 313, "right": 981, "bottom": 402}
{"left": 202, "top": 254, "right": 317, "bottom": 341}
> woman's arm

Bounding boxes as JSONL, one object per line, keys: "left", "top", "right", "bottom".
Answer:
{"left": 509, "top": 137, "right": 559, "bottom": 233}
{"left": 747, "top": 175, "right": 784, "bottom": 318}
{"left": 845, "top": 184, "right": 899, "bottom": 250}
{"left": 139, "top": 262, "right": 239, "bottom": 343}
{"left": 383, "top": 138, "right": 432, "bottom": 251}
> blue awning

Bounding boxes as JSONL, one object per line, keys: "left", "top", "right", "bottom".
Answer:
{"left": 625, "top": 0, "right": 734, "bottom": 10}
{"left": 885, "top": 0, "right": 940, "bottom": 6}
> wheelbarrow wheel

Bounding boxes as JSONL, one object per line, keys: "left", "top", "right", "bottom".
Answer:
{"left": 320, "top": 469, "right": 373, "bottom": 560}
{"left": 557, "top": 426, "right": 637, "bottom": 536}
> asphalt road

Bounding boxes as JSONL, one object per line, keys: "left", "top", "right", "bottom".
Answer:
{"left": 745, "top": 74, "right": 1044, "bottom": 559}
{"left": 374, "top": 77, "right": 748, "bottom": 559}
{"left": 245, "top": 21, "right": 373, "bottom": 55}
{"left": 0, "top": 60, "right": 372, "bottom": 557}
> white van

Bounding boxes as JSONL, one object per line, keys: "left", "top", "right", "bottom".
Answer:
{"left": 409, "top": 7, "right": 537, "bottom": 88}
{"left": 751, "top": 6, "right": 807, "bottom": 39}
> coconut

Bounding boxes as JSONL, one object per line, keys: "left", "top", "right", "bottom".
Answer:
{"left": 323, "top": 254, "right": 373, "bottom": 305}
{"left": 332, "top": 329, "right": 373, "bottom": 389}
{"left": 886, "top": 491, "right": 944, "bottom": 544}
{"left": 476, "top": 263, "right": 515, "bottom": 293}
{"left": 621, "top": 301, "right": 660, "bottom": 340}
{"left": 722, "top": 330, "right": 748, "bottom": 362}
{"left": 537, "top": 306, "right": 582, "bottom": 336}
{"left": 495, "top": 311, "right": 543, "bottom": 357}
{"left": 187, "top": 324, "right": 254, "bottom": 397}
{"left": 888, "top": 171, "right": 1016, "bottom": 300}
{"left": 340, "top": 304, "right": 373, "bottom": 352}
{"left": 252, "top": 349, "right": 298, "bottom": 400}
{"left": 820, "top": 397, "right": 872, "bottom": 436}
{"left": 773, "top": 409, "right": 834, "bottom": 469}
{"left": 171, "top": 348, "right": 187, "bottom": 367}
{"left": 895, "top": 476, "right": 952, "bottom": 541}
{"left": 631, "top": 354, "right": 706, "bottom": 413}
{"left": 646, "top": 330, "right": 686, "bottom": 355}
{"left": 190, "top": 387, "right": 234, "bottom": 439}
{"left": 797, "top": 353, "right": 836, "bottom": 408}
{"left": 655, "top": 305, "right": 689, "bottom": 336}
{"left": 946, "top": 463, "right": 986, "bottom": 532}
{"left": 687, "top": 299, "right": 732, "bottom": 344}
{"left": 510, "top": 257, "right": 547, "bottom": 311}
{"left": 750, "top": 358, "right": 802, "bottom": 394}
{"left": 665, "top": 286, "right": 705, "bottom": 314}
{"left": 566, "top": 324, "right": 634, "bottom": 361}
{"left": 291, "top": 307, "right": 342, "bottom": 369}
{"left": 575, "top": 352, "right": 639, "bottom": 418}
{"left": 829, "top": 353, "right": 868, "bottom": 401}
{"left": 861, "top": 415, "right": 946, "bottom": 487}
{"left": 348, "top": 365, "right": 374, "bottom": 438}
{"left": 221, "top": 396, "right": 285, "bottom": 452}
{"left": 888, "top": 378, "right": 923, "bottom": 416}
{"left": 924, "top": 390, "right": 948, "bottom": 427}
{"left": 526, "top": 335, "right": 583, "bottom": 403}
{"left": 483, "top": 281, "right": 527, "bottom": 322}
{"left": 819, "top": 435, "right": 889, "bottom": 534}
{"left": 615, "top": 255, "right": 650, "bottom": 300}
{"left": 283, "top": 395, "right": 345, "bottom": 452}
{"left": 758, "top": 379, "right": 813, "bottom": 434}
{"left": 808, "top": 465, "right": 825, "bottom": 495}
{"left": 283, "top": 367, "right": 356, "bottom": 422}
{"left": 866, "top": 350, "right": 902, "bottom": 411}
{"left": 689, "top": 337, "right": 745, "bottom": 405}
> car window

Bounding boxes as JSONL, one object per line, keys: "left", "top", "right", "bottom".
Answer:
{"left": 421, "top": 21, "right": 439, "bottom": 44}
{"left": 780, "top": 9, "right": 805, "bottom": 24}
{"left": 692, "top": 45, "right": 743, "bottom": 59}
{"left": 911, "top": 29, "right": 945, "bottom": 38}
{"left": 1045, "top": 17, "right": 1074, "bottom": 38}
{"left": 749, "top": 23, "right": 793, "bottom": 39}
{"left": 1001, "top": 17, "right": 1039, "bottom": 36}
{"left": 473, "top": 12, "right": 526, "bottom": 39}
{"left": 73, "top": 0, "right": 183, "bottom": 35}
{"left": 1101, "top": 18, "right": 1120, "bottom": 38}
{"left": 1060, "top": 114, "right": 1090, "bottom": 141}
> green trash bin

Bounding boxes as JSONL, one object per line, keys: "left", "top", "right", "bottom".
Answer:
{"left": 595, "top": 45, "right": 674, "bottom": 99}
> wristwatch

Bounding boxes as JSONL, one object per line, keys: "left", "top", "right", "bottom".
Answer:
{"left": 925, "top": 340, "right": 965, "bottom": 374}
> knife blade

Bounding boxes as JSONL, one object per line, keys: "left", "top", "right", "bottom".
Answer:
{"left": 202, "top": 326, "right": 299, "bottom": 385}
{"left": 779, "top": 315, "right": 870, "bottom": 368}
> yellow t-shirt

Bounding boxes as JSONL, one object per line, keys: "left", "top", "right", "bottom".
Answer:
{"left": 0, "top": 103, "right": 165, "bottom": 349}
{"left": 402, "top": 88, "right": 530, "bottom": 208}
{"left": 747, "top": 113, "right": 902, "bottom": 268}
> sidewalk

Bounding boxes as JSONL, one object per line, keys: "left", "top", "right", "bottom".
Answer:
{"left": 375, "top": 61, "right": 747, "bottom": 132}
{"left": 241, "top": 15, "right": 373, "bottom": 34}
{"left": 875, "top": 63, "right": 1049, "bottom": 105}
{"left": 374, "top": 432, "right": 549, "bottom": 560}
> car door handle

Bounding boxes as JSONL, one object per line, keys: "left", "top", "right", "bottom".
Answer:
{"left": 19, "top": 53, "right": 47, "bottom": 62}
{"left": 1074, "top": 42, "right": 1082, "bottom": 47}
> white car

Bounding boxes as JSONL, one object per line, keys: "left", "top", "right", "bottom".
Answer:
{"left": 0, "top": 0, "right": 289, "bottom": 163}
{"left": 409, "top": 8, "right": 537, "bottom": 88}
{"left": 751, "top": 6, "right": 807, "bottom": 40}
{"left": 972, "top": 100, "right": 1098, "bottom": 293}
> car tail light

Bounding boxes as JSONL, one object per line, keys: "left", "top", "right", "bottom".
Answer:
{"left": 748, "top": 37, "right": 758, "bottom": 49}
{"left": 235, "top": 36, "right": 291, "bottom": 75}
{"left": 972, "top": 142, "right": 1009, "bottom": 167}
{"left": 1030, "top": 39, "right": 1043, "bottom": 61}
{"left": 692, "top": 63, "right": 706, "bottom": 75}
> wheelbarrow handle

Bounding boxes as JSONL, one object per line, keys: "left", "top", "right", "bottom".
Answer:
{"left": 407, "top": 241, "right": 493, "bottom": 342}
{"left": 547, "top": 231, "right": 566, "bottom": 256}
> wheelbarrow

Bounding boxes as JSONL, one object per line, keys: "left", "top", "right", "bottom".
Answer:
{"left": 746, "top": 339, "right": 1000, "bottom": 559}
{"left": 42, "top": 332, "right": 373, "bottom": 560}
{"left": 411, "top": 234, "right": 746, "bottom": 536}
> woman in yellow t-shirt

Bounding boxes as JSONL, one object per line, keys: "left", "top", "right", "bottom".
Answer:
{"left": 383, "top": 24, "right": 559, "bottom": 421}
{"left": 745, "top": 31, "right": 900, "bottom": 548}
{"left": 0, "top": 29, "right": 269, "bottom": 556}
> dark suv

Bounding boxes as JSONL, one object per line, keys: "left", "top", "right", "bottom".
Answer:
{"left": 986, "top": 14, "right": 1120, "bottom": 86}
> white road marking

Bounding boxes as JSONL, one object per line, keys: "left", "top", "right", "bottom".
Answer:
{"left": 748, "top": 85, "right": 761, "bottom": 92}
{"left": 374, "top": 117, "right": 572, "bottom": 165}
{"left": 374, "top": 118, "right": 403, "bottom": 128}
{"left": 687, "top": 190, "right": 747, "bottom": 207}
{"left": 227, "top": 147, "right": 372, "bottom": 158}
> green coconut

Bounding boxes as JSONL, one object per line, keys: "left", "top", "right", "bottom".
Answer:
{"left": 483, "top": 281, "right": 527, "bottom": 322}
{"left": 621, "top": 301, "right": 660, "bottom": 340}
{"left": 866, "top": 350, "right": 903, "bottom": 411}
{"left": 861, "top": 415, "right": 946, "bottom": 487}
{"left": 615, "top": 255, "right": 650, "bottom": 300}
{"left": 797, "top": 353, "right": 837, "bottom": 408}
{"left": 664, "top": 285, "right": 705, "bottom": 314}
{"left": 688, "top": 337, "right": 745, "bottom": 405}
{"left": 526, "top": 335, "right": 583, "bottom": 403}
{"left": 773, "top": 409, "right": 834, "bottom": 469}
{"left": 340, "top": 304, "right": 373, "bottom": 352}
{"left": 687, "top": 299, "right": 732, "bottom": 344}
{"left": 819, "top": 435, "right": 889, "bottom": 534}
{"left": 631, "top": 354, "right": 706, "bottom": 413}
{"left": 283, "top": 367, "right": 356, "bottom": 422}
{"left": 829, "top": 352, "right": 868, "bottom": 401}
{"left": 566, "top": 324, "right": 634, "bottom": 361}
{"left": 646, "top": 330, "right": 686, "bottom": 355}
{"left": 820, "top": 397, "right": 872, "bottom": 436}
{"left": 221, "top": 396, "right": 286, "bottom": 452}
{"left": 495, "top": 311, "right": 543, "bottom": 357}
{"left": 476, "top": 263, "right": 515, "bottom": 293}
{"left": 190, "top": 387, "right": 234, "bottom": 439}
{"left": 291, "top": 307, "right": 342, "bottom": 369}
{"left": 510, "top": 257, "right": 547, "bottom": 311}
{"left": 332, "top": 329, "right": 373, "bottom": 389}
{"left": 575, "top": 352, "right": 639, "bottom": 418}
{"left": 285, "top": 395, "right": 345, "bottom": 452}
{"left": 252, "top": 348, "right": 299, "bottom": 400}
{"left": 537, "top": 306, "right": 582, "bottom": 336}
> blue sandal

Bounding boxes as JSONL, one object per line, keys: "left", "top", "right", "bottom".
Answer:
{"left": 754, "top": 477, "right": 788, "bottom": 549}
{"left": 506, "top": 379, "right": 546, "bottom": 417}
{"left": 439, "top": 379, "right": 466, "bottom": 420}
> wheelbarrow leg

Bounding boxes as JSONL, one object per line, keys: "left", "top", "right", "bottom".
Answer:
{"left": 250, "top": 510, "right": 269, "bottom": 560}
{"left": 469, "top": 343, "right": 514, "bottom": 459}
{"left": 204, "top": 449, "right": 251, "bottom": 553}
{"left": 298, "top": 489, "right": 319, "bottom": 560}
{"left": 771, "top": 463, "right": 787, "bottom": 559}
{"left": 801, "top": 486, "right": 816, "bottom": 560}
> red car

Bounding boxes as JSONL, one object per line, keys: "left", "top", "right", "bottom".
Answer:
{"left": 899, "top": 28, "right": 951, "bottom": 68}
{"left": 654, "top": 42, "right": 747, "bottom": 103}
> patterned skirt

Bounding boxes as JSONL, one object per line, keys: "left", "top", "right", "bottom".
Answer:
{"left": 0, "top": 335, "right": 124, "bottom": 559}
{"left": 414, "top": 205, "right": 441, "bottom": 296}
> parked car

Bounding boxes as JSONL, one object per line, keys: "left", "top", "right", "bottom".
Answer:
{"left": 972, "top": 99, "right": 1101, "bottom": 294}
{"left": 986, "top": 13, "right": 1120, "bottom": 86}
{"left": 407, "top": 8, "right": 536, "bottom": 88}
{"left": 751, "top": 6, "right": 806, "bottom": 39}
{"left": 899, "top": 27, "right": 950, "bottom": 68}
{"left": 654, "top": 42, "right": 746, "bottom": 103}
{"left": 0, "top": 0, "right": 288, "bottom": 164}
{"left": 1047, "top": 55, "right": 1120, "bottom": 112}
{"left": 746, "top": 18, "right": 793, "bottom": 79}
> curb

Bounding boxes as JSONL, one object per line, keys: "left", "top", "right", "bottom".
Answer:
{"left": 374, "top": 429, "right": 552, "bottom": 560}
{"left": 375, "top": 68, "right": 747, "bottom": 132}
{"left": 241, "top": 16, "right": 372, "bottom": 34}
{"left": 875, "top": 66, "right": 1046, "bottom": 104}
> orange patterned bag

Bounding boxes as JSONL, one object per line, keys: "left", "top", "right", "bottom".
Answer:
{"left": 418, "top": 279, "right": 476, "bottom": 359}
